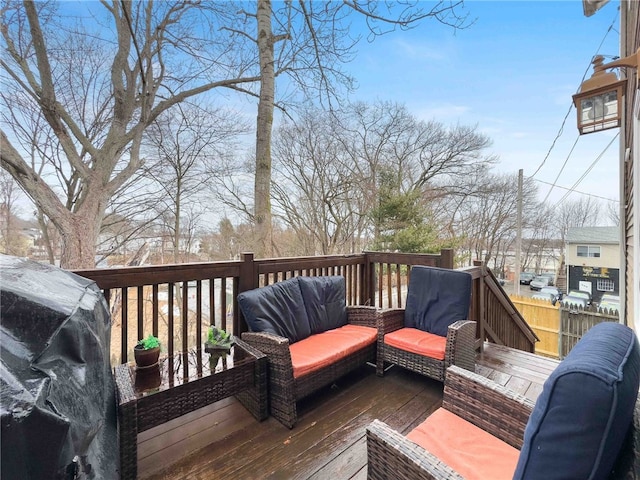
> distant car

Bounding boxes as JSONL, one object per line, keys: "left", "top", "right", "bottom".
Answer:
{"left": 561, "top": 296, "right": 588, "bottom": 309}
{"left": 532, "top": 292, "right": 556, "bottom": 303}
{"left": 519, "top": 272, "right": 535, "bottom": 285}
{"left": 598, "top": 293, "right": 620, "bottom": 312}
{"left": 567, "top": 290, "right": 592, "bottom": 305}
{"left": 540, "top": 272, "right": 555, "bottom": 286}
{"left": 529, "top": 276, "right": 551, "bottom": 291}
{"left": 539, "top": 286, "right": 562, "bottom": 305}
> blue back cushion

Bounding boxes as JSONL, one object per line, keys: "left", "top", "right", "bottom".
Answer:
{"left": 237, "top": 278, "right": 311, "bottom": 343}
{"left": 298, "top": 276, "right": 348, "bottom": 334}
{"left": 514, "top": 322, "right": 640, "bottom": 479}
{"left": 404, "top": 266, "right": 471, "bottom": 337}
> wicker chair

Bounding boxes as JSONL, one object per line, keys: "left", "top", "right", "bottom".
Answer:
{"left": 367, "top": 366, "right": 534, "bottom": 480}
{"left": 377, "top": 266, "right": 476, "bottom": 381}
{"left": 368, "top": 323, "right": 640, "bottom": 480}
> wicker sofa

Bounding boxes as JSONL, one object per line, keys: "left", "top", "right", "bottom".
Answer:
{"left": 367, "top": 322, "right": 640, "bottom": 480}
{"left": 238, "top": 276, "right": 378, "bottom": 428}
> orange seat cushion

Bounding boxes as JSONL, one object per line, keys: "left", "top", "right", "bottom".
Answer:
{"left": 289, "top": 324, "right": 377, "bottom": 378}
{"left": 407, "top": 407, "right": 519, "bottom": 480}
{"left": 384, "top": 327, "right": 447, "bottom": 360}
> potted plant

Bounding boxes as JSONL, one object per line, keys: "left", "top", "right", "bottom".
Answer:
{"left": 205, "top": 326, "right": 233, "bottom": 353}
{"left": 134, "top": 334, "right": 161, "bottom": 369}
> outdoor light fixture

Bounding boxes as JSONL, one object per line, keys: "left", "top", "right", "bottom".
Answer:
{"left": 573, "top": 48, "right": 639, "bottom": 135}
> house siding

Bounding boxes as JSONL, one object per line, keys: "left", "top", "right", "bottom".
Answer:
{"left": 620, "top": 0, "right": 639, "bottom": 331}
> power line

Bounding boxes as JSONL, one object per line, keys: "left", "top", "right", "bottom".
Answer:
{"left": 529, "top": 7, "right": 620, "bottom": 180}
{"left": 556, "top": 132, "right": 620, "bottom": 205}
{"left": 532, "top": 178, "right": 619, "bottom": 203}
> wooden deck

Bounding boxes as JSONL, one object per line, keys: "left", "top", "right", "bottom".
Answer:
{"left": 141, "top": 345, "right": 558, "bottom": 480}
{"left": 476, "top": 343, "right": 559, "bottom": 404}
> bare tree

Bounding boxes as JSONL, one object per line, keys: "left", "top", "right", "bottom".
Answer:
{"left": 226, "top": 0, "right": 469, "bottom": 257}
{"left": 1, "top": 1, "right": 258, "bottom": 268}
{"left": 143, "top": 103, "right": 249, "bottom": 263}
{"left": 271, "top": 102, "right": 494, "bottom": 255}
{"left": 0, "top": 168, "right": 27, "bottom": 255}
{"left": 556, "top": 197, "right": 602, "bottom": 245}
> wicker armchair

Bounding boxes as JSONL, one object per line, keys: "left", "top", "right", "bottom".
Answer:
{"left": 377, "top": 266, "right": 476, "bottom": 381}
{"left": 367, "top": 366, "right": 534, "bottom": 480}
{"left": 369, "top": 323, "right": 640, "bottom": 480}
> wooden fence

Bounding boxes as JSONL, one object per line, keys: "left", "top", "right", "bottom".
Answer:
{"left": 510, "top": 295, "right": 620, "bottom": 359}
{"left": 509, "top": 296, "right": 560, "bottom": 357}
{"left": 560, "top": 306, "right": 619, "bottom": 358}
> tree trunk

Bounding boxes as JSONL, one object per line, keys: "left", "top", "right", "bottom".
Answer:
{"left": 59, "top": 206, "right": 102, "bottom": 269}
{"left": 254, "top": 0, "right": 275, "bottom": 258}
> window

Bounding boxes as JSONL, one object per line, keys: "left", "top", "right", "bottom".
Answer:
{"left": 577, "top": 245, "right": 601, "bottom": 258}
{"left": 597, "top": 279, "right": 615, "bottom": 292}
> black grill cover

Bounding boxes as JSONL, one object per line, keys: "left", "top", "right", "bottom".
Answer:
{"left": 0, "top": 255, "right": 117, "bottom": 479}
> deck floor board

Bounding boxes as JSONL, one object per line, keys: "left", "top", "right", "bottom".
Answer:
{"left": 142, "top": 344, "right": 556, "bottom": 480}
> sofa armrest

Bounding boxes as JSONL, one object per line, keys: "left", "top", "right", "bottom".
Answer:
{"left": 443, "top": 365, "right": 535, "bottom": 449}
{"left": 444, "top": 320, "right": 477, "bottom": 373}
{"left": 366, "top": 419, "right": 464, "bottom": 480}
{"left": 346, "top": 305, "right": 378, "bottom": 328}
{"left": 241, "top": 332, "right": 293, "bottom": 370}
{"left": 378, "top": 308, "right": 405, "bottom": 335}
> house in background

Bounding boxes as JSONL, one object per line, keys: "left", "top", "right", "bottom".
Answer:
{"left": 566, "top": 226, "right": 620, "bottom": 303}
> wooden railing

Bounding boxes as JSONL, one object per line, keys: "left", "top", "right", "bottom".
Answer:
{"left": 75, "top": 249, "right": 536, "bottom": 365}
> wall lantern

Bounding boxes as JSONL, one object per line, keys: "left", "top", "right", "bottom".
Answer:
{"left": 573, "top": 48, "right": 639, "bottom": 135}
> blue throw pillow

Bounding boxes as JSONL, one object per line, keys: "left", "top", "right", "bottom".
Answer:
{"left": 513, "top": 322, "right": 640, "bottom": 479}
{"left": 298, "top": 276, "right": 348, "bottom": 334}
{"left": 404, "top": 266, "right": 471, "bottom": 337}
{"left": 237, "top": 277, "right": 311, "bottom": 343}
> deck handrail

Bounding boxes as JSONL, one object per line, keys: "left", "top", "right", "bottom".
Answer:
{"left": 74, "top": 250, "right": 536, "bottom": 364}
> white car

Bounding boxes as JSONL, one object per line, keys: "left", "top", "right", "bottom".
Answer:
{"left": 529, "top": 276, "right": 551, "bottom": 291}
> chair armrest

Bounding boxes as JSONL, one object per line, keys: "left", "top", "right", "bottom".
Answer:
{"left": 366, "top": 419, "right": 464, "bottom": 480}
{"left": 444, "top": 320, "right": 477, "bottom": 372}
{"left": 443, "top": 365, "right": 535, "bottom": 449}
{"left": 241, "top": 332, "right": 293, "bottom": 371}
{"left": 378, "top": 308, "right": 405, "bottom": 335}
{"left": 346, "top": 305, "right": 378, "bottom": 328}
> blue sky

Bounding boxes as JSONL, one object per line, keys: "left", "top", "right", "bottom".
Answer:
{"left": 347, "top": 0, "right": 622, "bottom": 208}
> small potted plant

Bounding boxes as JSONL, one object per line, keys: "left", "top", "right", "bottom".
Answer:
{"left": 134, "top": 334, "right": 161, "bottom": 369}
{"left": 205, "top": 326, "right": 233, "bottom": 353}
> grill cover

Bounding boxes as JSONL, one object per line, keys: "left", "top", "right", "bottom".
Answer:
{"left": 1, "top": 255, "right": 117, "bottom": 479}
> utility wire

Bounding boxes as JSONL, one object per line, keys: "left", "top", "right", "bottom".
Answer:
{"left": 539, "top": 135, "right": 581, "bottom": 204}
{"left": 532, "top": 178, "right": 619, "bottom": 202}
{"left": 529, "top": 7, "right": 620, "bottom": 181}
{"left": 556, "top": 132, "right": 620, "bottom": 205}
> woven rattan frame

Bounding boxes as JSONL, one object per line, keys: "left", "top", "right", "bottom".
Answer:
{"left": 242, "top": 305, "right": 378, "bottom": 429}
{"left": 376, "top": 308, "right": 476, "bottom": 381}
{"left": 114, "top": 338, "right": 267, "bottom": 480}
{"left": 367, "top": 365, "right": 640, "bottom": 480}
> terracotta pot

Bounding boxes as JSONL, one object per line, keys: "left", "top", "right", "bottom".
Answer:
{"left": 134, "top": 345, "right": 160, "bottom": 369}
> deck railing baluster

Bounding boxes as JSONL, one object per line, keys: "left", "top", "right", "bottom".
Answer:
{"left": 152, "top": 284, "right": 159, "bottom": 337}
{"left": 168, "top": 283, "right": 174, "bottom": 359}
{"left": 182, "top": 281, "right": 188, "bottom": 355}
{"left": 221, "top": 277, "right": 227, "bottom": 332}
{"left": 121, "top": 288, "right": 128, "bottom": 363}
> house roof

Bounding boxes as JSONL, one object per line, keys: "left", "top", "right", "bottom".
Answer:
{"left": 566, "top": 226, "right": 619, "bottom": 244}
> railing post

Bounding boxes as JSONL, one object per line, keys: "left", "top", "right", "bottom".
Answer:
{"left": 238, "top": 253, "right": 257, "bottom": 334}
{"left": 473, "top": 260, "right": 486, "bottom": 352}
{"left": 440, "top": 248, "right": 454, "bottom": 269}
{"left": 363, "top": 252, "right": 375, "bottom": 306}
